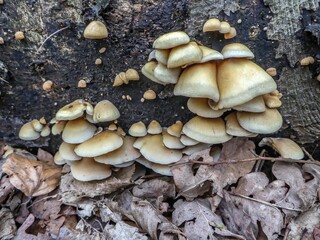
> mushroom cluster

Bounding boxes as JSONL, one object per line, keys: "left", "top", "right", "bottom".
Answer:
{"left": 141, "top": 30, "right": 283, "bottom": 141}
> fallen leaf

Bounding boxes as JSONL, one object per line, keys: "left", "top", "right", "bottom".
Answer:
{"left": 218, "top": 191, "right": 283, "bottom": 240}
{"left": 132, "top": 178, "right": 175, "bottom": 199}
{"left": 172, "top": 198, "right": 245, "bottom": 240}
{"left": 30, "top": 195, "right": 62, "bottom": 220}
{"left": 286, "top": 204, "right": 320, "bottom": 240}
{"left": 0, "top": 175, "right": 15, "bottom": 204}
{"left": 39, "top": 216, "right": 65, "bottom": 238}
{"left": 0, "top": 208, "right": 17, "bottom": 240}
{"left": 2, "top": 153, "right": 61, "bottom": 197}
{"left": 172, "top": 138, "right": 256, "bottom": 200}
{"left": 60, "top": 164, "right": 135, "bottom": 204}
{"left": 37, "top": 148, "right": 55, "bottom": 167}
{"left": 15, "top": 214, "right": 50, "bottom": 240}
{"left": 105, "top": 221, "right": 148, "bottom": 240}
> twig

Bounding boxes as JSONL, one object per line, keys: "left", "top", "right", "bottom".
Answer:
{"left": 36, "top": 26, "right": 69, "bottom": 53}
{"left": 254, "top": 149, "right": 266, "bottom": 172}
{"left": 27, "top": 193, "right": 59, "bottom": 208}
{"left": 229, "top": 192, "right": 303, "bottom": 212}
{"left": 302, "top": 147, "right": 314, "bottom": 160}
{"left": 0, "top": 77, "right": 9, "bottom": 83}
{"left": 172, "top": 156, "right": 320, "bottom": 167}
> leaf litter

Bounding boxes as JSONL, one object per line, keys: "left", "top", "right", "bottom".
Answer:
{"left": 1, "top": 139, "right": 320, "bottom": 239}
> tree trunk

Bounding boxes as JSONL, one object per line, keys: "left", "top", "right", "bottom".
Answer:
{"left": 0, "top": 0, "right": 319, "bottom": 155}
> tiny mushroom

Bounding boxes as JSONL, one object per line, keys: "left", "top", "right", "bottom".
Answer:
{"left": 62, "top": 118, "right": 97, "bottom": 144}
{"left": 59, "top": 142, "right": 81, "bottom": 161}
{"left": 187, "top": 98, "right": 227, "bottom": 118}
{"left": 153, "top": 31, "right": 190, "bottom": 49}
{"left": 125, "top": 69, "right": 140, "bottom": 81}
{"left": 219, "top": 21, "right": 231, "bottom": 33}
{"left": 224, "top": 27, "right": 237, "bottom": 39}
{"left": 143, "top": 89, "right": 157, "bottom": 100}
{"left": 259, "top": 137, "right": 304, "bottom": 160}
{"left": 167, "top": 42, "right": 202, "bottom": 68}
{"left": 147, "top": 120, "right": 162, "bottom": 134}
{"left": 83, "top": 21, "right": 108, "bottom": 39}
{"left": 53, "top": 151, "right": 66, "bottom": 165}
{"left": 167, "top": 121, "right": 183, "bottom": 137}
{"left": 199, "top": 46, "right": 224, "bottom": 63}
{"left": 31, "top": 119, "right": 44, "bottom": 132}
{"left": 93, "top": 100, "right": 120, "bottom": 123}
{"left": 154, "top": 63, "right": 181, "bottom": 84}
{"left": 221, "top": 43, "right": 254, "bottom": 59}
{"left": 180, "top": 134, "right": 199, "bottom": 146}
{"left": 56, "top": 99, "right": 88, "bottom": 121}
{"left": 15, "top": 31, "right": 25, "bottom": 40}
{"left": 40, "top": 125, "right": 50, "bottom": 137}
{"left": 142, "top": 61, "right": 167, "bottom": 85}
{"left": 162, "top": 129, "right": 185, "bottom": 149}
{"left": 128, "top": 121, "right": 147, "bottom": 137}
{"left": 203, "top": 18, "right": 221, "bottom": 32}
{"left": 155, "top": 49, "right": 171, "bottom": 65}
{"left": 225, "top": 112, "right": 258, "bottom": 137}
{"left": 19, "top": 122, "right": 40, "bottom": 140}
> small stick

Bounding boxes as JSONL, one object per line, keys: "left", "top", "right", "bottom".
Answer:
{"left": 37, "top": 26, "right": 69, "bottom": 53}
{"left": 0, "top": 77, "right": 9, "bottom": 83}
{"left": 302, "top": 147, "right": 314, "bottom": 160}
{"left": 229, "top": 192, "right": 302, "bottom": 212}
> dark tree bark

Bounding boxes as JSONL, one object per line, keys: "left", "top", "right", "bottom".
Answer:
{"left": 0, "top": 0, "right": 319, "bottom": 155}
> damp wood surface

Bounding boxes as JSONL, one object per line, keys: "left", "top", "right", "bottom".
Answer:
{"left": 0, "top": 0, "right": 319, "bottom": 154}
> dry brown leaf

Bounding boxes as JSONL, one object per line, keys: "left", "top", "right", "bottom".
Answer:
{"left": 0, "top": 175, "right": 15, "bottom": 204}
{"left": 132, "top": 178, "right": 175, "bottom": 199}
{"left": 2, "top": 153, "right": 61, "bottom": 197}
{"left": 60, "top": 164, "right": 135, "bottom": 205}
{"left": 39, "top": 216, "right": 65, "bottom": 238}
{"left": 172, "top": 198, "right": 246, "bottom": 240}
{"left": 219, "top": 191, "right": 283, "bottom": 240}
{"left": 0, "top": 208, "right": 17, "bottom": 240}
{"left": 105, "top": 221, "right": 148, "bottom": 240}
{"left": 30, "top": 195, "right": 62, "bottom": 220}
{"left": 287, "top": 204, "right": 320, "bottom": 240}
{"left": 37, "top": 148, "right": 55, "bottom": 167}
{"left": 172, "top": 138, "right": 256, "bottom": 200}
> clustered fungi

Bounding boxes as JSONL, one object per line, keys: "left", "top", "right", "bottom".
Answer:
{"left": 17, "top": 20, "right": 304, "bottom": 182}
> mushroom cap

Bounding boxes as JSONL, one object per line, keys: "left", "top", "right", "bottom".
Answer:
{"left": 174, "top": 62, "right": 220, "bottom": 102}
{"left": 31, "top": 119, "right": 43, "bottom": 132}
{"left": 59, "top": 142, "right": 82, "bottom": 161}
{"left": 70, "top": 157, "right": 112, "bottom": 181}
{"left": 62, "top": 118, "right": 97, "bottom": 144}
{"left": 147, "top": 120, "right": 162, "bottom": 134}
{"left": 128, "top": 121, "right": 147, "bottom": 137}
{"left": 233, "top": 95, "right": 266, "bottom": 113}
{"left": 56, "top": 99, "right": 88, "bottom": 121}
{"left": 182, "top": 143, "right": 212, "bottom": 155}
{"left": 219, "top": 21, "right": 231, "bottom": 33}
{"left": 51, "top": 121, "right": 67, "bottom": 135}
{"left": 19, "top": 122, "right": 40, "bottom": 140}
{"left": 162, "top": 129, "right": 185, "bottom": 149}
{"left": 187, "top": 98, "right": 227, "bottom": 118}
{"left": 148, "top": 50, "right": 156, "bottom": 61}
{"left": 237, "top": 108, "right": 283, "bottom": 134}
{"left": 167, "top": 42, "right": 202, "bottom": 68}
{"left": 75, "top": 130, "right": 123, "bottom": 157}
{"left": 143, "top": 90, "right": 157, "bottom": 100}
{"left": 182, "top": 116, "right": 232, "bottom": 144}
{"left": 154, "top": 63, "right": 181, "bottom": 84}
{"left": 155, "top": 49, "right": 170, "bottom": 65}
{"left": 133, "top": 134, "right": 182, "bottom": 164}
{"left": 153, "top": 31, "right": 190, "bottom": 49}
{"left": 83, "top": 21, "right": 108, "bottom": 39}
{"left": 203, "top": 18, "right": 221, "bottom": 32}
{"left": 53, "top": 151, "right": 66, "bottom": 165}
{"left": 224, "top": 27, "right": 237, "bottom": 39}
{"left": 135, "top": 157, "right": 173, "bottom": 176}
{"left": 199, "top": 46, "right": 224, "bottom": 63}
{"left": 167, "top": 121, "right": 183, "bottom": 137}
{"left": 93, "top": 100, "right": 120, "bottom": 123}
{"left": 180, "top": 134, "right": 199, "bottom": 146}
{"left": 263, "top": 93, "right": 282, "bottom": 108}
{"left": 40, "top": 125, "right": 51, "bottom": 137}
{"left": 216, "top": 58, "right": 277, "bottom": 109}
{"left": 94, "top": 136, "right": 141, "bottom": 165}
{"left": 221, "top": 43, "right": 254, "bottom": 59}
{"left": 142, "top": 61, "right": 167, "bottom": 85}
{"left": 225, "top": 112, "right": 258, "bottom": 137}
{"left": 258, "top": 137, "right": 304, "bottom": 160}
{"left": 113, "top": 161, "right": 135, "bottom": 168}
{"left": 125, "top": 69, "right": 140, "bottom": 81}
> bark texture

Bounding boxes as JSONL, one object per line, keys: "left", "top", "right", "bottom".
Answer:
{"left": 0, "top": 0, "right": 319, "bottom": 152}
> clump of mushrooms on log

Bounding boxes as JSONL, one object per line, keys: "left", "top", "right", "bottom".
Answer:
{"left": 17, "top": 18, "right": 304, "bottom": 182}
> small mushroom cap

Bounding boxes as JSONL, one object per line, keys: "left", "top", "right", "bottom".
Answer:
{"left": 62, "top": 118, "right": 97, "bottom": 144}
{"left": 70, "top": 157, "right": 112, "bottom": 181}
{"left": 51, "top": 121, "right": 67, "bottom": 135}
{"left": 31, "top": 119, "right": 43, "bottom": 132}
{"left": 142, "top": 61, "right": 167, "bottom": 85}
{"left": 135, "top": 157, "right": 173, "bottom": 176}
{"left": 167, "top": 42, "right": 202, "bottom": 68}
{"left": 203, "top": 18, "right": 221, "bottom": 32}
{"left": 125, "top": 69, "right": 140, "bottom": 81}
{"left": 233, "top": 95, "right": 266, "bottom": 113}
{"left": 143, "top": 90, "right": 157, "bottom": 100}
{"left": 40, "top": 125, "right": 51, "bottom": 137}
{"left": 75, "top": 130, "right": 123, "bottom": 157}
{"left": 182, "top": 143, "right": 212, "bottom": 155}
{"left": 224, "top": 27, "right": 237, "bottom": 39}
{"left": 118, "top": 72, "right": 128, "bottom": 84}
{"left": 59, "top": 142, "right": 81, "bottom": 161}
{"left": 93, "top": 100, "right": 120, "bottom": 122}
{"left": 219, "top": 21, "right": 231, "bottom": 33}
{"left": 187, "top": 98, "right": 227, "bottom": 118}
{"left": 259, "top": 137, "right": 304, "bottom": 160}
{"left": 225, "top": 112, "right": 258, "bottom": 137}
{"left": 263, "top": 93, "right": 282, "bottom": 108}
{"left": 147, "top": 120, "right": 162, "bottom": 134}
{"left": 128, "top": 121, "right": 147, "bottom": 137}
{"left": 94, "top": 136, "right": 141, "bottom": 165}
{"left": 83, "top": 21, "right": 108, "bottom": 39}
{"left": 162, "top": 129, "right": 185, "bottom": 149}
{"left": 155, "top": 49, "right": 171, "bottom": 65}
{"left": 108, "top": 123, "right": 117, "bottom": 131}
{"left": 174, "top": 62, "right": 220, "bottom": 102}
{"left": 56, "top": 99, "right": 87, "bottom": 121}
{"left": 133, "top": 134, "right": 182, "bottom": 164}
{"left": 221, "top": 43, "right": 254, "bottom": 59}
{"left": 113, "top": 161, "right": 135, "bottom": 168}
{"left": 182, "top": 116, "right": 232, "bottom": 144}
{"left": 53, "top": 151, "right": 66, "bottom": 165}
{"left": 216, "top": 58, "right": 277, "bottom": 109}
{"left": 180, "top": 134, "right": 199, "bottom": 146}
{"left": 167, "top": 121, "right": 183, "bottom": 137}
{"left": 19, "top": 122, "right": 40, "bottom": 140}
{"left": 113, "top": 74, "right": 124, "bottom": 87}
{"left": 148, "top": 50, "right": 156, "bottom": 61}
{"left": 154, "top": 63, "right": 181, "bottom": 84}
{"left": 199, "top": 46, "right": 224, "bottom": 63}
{"left": 153, "top": 31, "right": 190, "bottom": 49}
{"left": 237, "top": 108, "right": 283, "bottom": 134}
